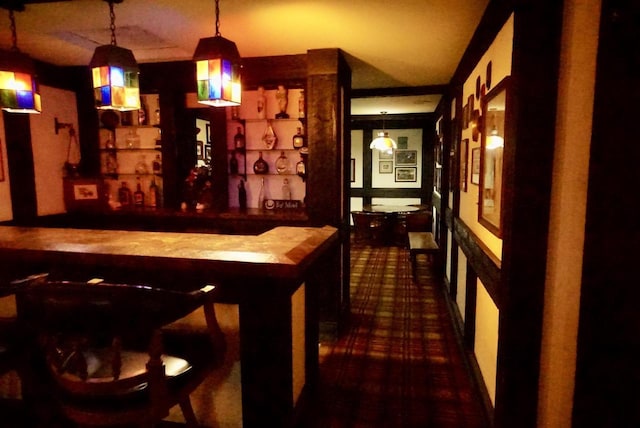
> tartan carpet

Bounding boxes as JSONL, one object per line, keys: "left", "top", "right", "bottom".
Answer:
{"left": 307, "top": 242, "right": 489, "bottom": 428}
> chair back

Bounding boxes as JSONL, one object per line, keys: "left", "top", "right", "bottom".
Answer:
{"left": 406, "top": 211, "right": 432, "bottom": 232}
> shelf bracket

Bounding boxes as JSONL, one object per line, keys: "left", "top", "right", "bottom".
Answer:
{"left": 55, "top": 117, "right": 73, "bottom": 135}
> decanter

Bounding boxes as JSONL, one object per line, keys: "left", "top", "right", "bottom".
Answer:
{"left": 275, "top": 151, "right": 290, "bottom": 174}
{"left": 292, "top": 127, "right": 306, "bottom": 149}
{"left": 253, "top": 151, "right": 269, "bottom": 174}
{"left": 262, "top": 121, "right": 277, "bottom": 149}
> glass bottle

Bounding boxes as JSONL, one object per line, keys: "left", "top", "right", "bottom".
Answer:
{"left": 253, "top": 151, "right": 269, "bottom": 174}
{"left": 234, "top": 127, "right": 246, "bottom": 150}
{"left": 148, "top": 178, "right": 159, "bottom": 208}
{"left": 262, "top": 121, "right": 277, "bottom": 149}
{"left": 296, "top": 155, "right": 306, "bottom": 182}
{"left": 152, "top": 154, "right": 162, "bottom": 174}
{"left": 229, "top": 150, "right": 239, "bottom": 175}
{"left": 135, "top": 155, "right": 148, "bottom": 175}
{"left": 125, "top": 128, "right": 140, "bottom": 149}
{"left": 118, "top": 182, "right": 132, "bottom": 207}
{"left": 134, "top": 179, "right": 145, "bottom": 207}
{"left": 238, "top": 179, "right": 247, "bottom": 211}
{"left": 298, "top": 90, "right": 305, "bottom": 118}
{"left": 138, "top": 97, "right": 148, "bottom": 125}
{"left": 292, "top": 127, "right": 306, "bottom": 149}
{"left": 154, "top": 97, "right": 161, "bottom": 126}
{"left": 282, "top": 178, "right": 292, "bottom": 200}
{"left": 275, "top": 151, "right": 290, "bottom": 174}
{"left": 257, "top": 177, "right": 265, "bottom": 209}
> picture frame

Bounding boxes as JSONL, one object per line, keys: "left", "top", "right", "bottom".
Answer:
{"left": 196, "top": 140, "right": 204, "bottom": 160}
{"left": 379, "top": 160, "right": 393, "bottom": 174}
{"left": 460, "top": 138, "right": 469, "bottom": 191}
{"left": 395, "top": 167, "right": 417, "bottom": 182}
{"left": 478, "top": 76, "right": 510, "bottom": 238}
{"left": 204, "top": 144, "right": 212, "bottom": 161}
{"left": 205, "top": 124, "right": 211, "bottom": 144}
{"left": 0, "top": 138, "right": 4, "bottom": 182}
{"left": 350, "top": 158, "right": 355, "bottom": 182}
{"left": 397, "top": 136, "right": 408, "bottom": 150}
{"left": 395, "top": 150, "right": 417, "bottom": 166}
{"left": 471, "top": 147, "right": 480, "bottom": 184}
{"left": 379, "top": 150, "right": 393, "bottom": 160}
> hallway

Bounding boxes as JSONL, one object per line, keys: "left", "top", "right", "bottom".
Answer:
{"left": 305, "top": 242, "right": 489, "bottom": 427}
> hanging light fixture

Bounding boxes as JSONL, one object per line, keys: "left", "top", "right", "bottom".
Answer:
{"left": 486, "top": 112, "right": 504, "bottom": 150}
{"left": 370, "top": 111, "right": 397, "bottom": 153}
{"left": 193, "top": 0, "right": 241, "bottom": 107}
{"left": 89, "top": 0, "right": 140, "bottom": 111}
{"left": 0, "top": 6, "right": 41, "bottom": 113}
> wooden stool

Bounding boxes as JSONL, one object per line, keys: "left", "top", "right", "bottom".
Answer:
{"left": 408, "top": 232, "right": 439, "bottom": 279}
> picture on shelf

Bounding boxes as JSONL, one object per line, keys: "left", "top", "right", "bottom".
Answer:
{"left": 395, "top": 167, "right": 417, "bottom": 182}
{"left": 205, "top": 144, "right": 212, "bottom": 161}
{"left": 379, "top": 160, "right": 393, "bottom": 174}
{"left": 196, "top": 141, "right": 204, "bottom": 160}
{"left": 395, "top": 150, "right": 417, "bottom": 166}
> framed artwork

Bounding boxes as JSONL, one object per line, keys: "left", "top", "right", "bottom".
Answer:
{"left": 379, "top": 160, "right": 393, "bottom": 174}
{"left": 350, "top": 158, "right": 355, "bottom": 182}
{"left": 395, "top": 150, "right": 417, "bottom": 166}
{"left": 0, "top": 138, "right": 4, "bottom": 182}
{"left": 471, "top": 147, "right": 480, "bottom": 184}
{"left": 204, "top": 144, "right": 212, "bottom": 161}
{"left": 479, "top": 76, "right": 510, "bottom": 238}
{"left": 379, "top": 150, "right": 393, "bottom": 160}
{"left": 205, "top": 124, "right": 211, "bottom": 144}
{"left": 395, "top": 167, "right": 417, "bottom": 182}
{"left": 460, "top": 139, "right": 469, "bottom": 191}
{"left": 397, "top": 136, "right": 408, "bottom": 150}
{"left": 196, "top": 140, "right": 204, "bottom": 160}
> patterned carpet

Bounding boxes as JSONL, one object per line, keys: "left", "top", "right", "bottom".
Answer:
{"left": 306, "top": 242, "right": 489, "bottom": 428}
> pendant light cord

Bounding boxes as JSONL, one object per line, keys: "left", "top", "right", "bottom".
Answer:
{"left": 215, "top": 0, "right": 221, "bottom": 36}
{"left": 9, "top": 9, "right": 17, "bottom": 51}
{"left": 109, "top": 1, "right": 117, "bottom": 46}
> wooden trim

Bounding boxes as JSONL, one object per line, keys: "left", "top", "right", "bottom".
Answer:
{"left": 351, "top": 85, "right": 448, "bottom": 98}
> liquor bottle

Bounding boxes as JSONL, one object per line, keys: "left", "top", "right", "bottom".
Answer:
{"left": 152, "top": 154, "right": 162, "bottom": 174}
{"left": 238, "top": 179, "right": 247, "bottom": 211}
{"left": 138, "top": 97, "right": 148, "bottom": 125}
{"left": 229, "top": 150, "right": 239, "bottom": 175}
{"left": 134, "top": 179, "right": 145, "bottom": 207}
{"left": 275, "top": 151, "right": 290, "bottom": 174}
{"left": 234, "top": 127, "right": 246, "bottom": 150}
{"left": 153, "top": 97, "right": 160, "bottom": 126}
{"left": 292, "top": 127, "right": 306, "bottom": 149}
{"left": 125, "top": 128, "right": 140, "bottom": 149}
{"left": 148, "top": 178, "right": 160, "bottom": 208}
{"left": 282, "top": 178, "right": 292, "bottom": 200}
{"left": 298, "top": 90, "right": 305, "bottom": 118}
{"left": 296, "top": 155, "right": 306, "bottom": 182}
{"left": 262, "top": 121, "right": 277, "bottom": 149}
{"left": 118, "top": 182, "right": 132, "bottom": 207}
{"left": 257, "top": 177, "right": 265, "bottom": 209}
{"left": 135, "top": 155, "right": 148, "bottom": 175}
{"left": 253, "top": 151, "right": 269, "bottom": 174}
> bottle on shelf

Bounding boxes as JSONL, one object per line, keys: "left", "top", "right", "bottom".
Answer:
{"left": 296, "top": 155, "right": 307, "bottom": 182}
{"left": 229, "top": 150, "right": 239, "bottom": 175}
{"left": 125, "top": 128, "right": 141, "bottom": 149}
{"left": 257, "top": 86, "right": 266, "bottom": 119}
{"left": 153, "top": 97, "right": 161, "bottom": 126}
{"left": 275, "top": 151, "right": 290, "bottom": 174}
{"left": 148, "top": 177, "right": 160, "bottom": 208}
{"left": 234, "top": 126, "right": 246, "bottom": 150}
{"left": 231, "top": 105, "right": 240, "bottom": 120}
{"left": 292, "top": 127, "right": 306, "bottom": 149}
{"left": 282, "top": 178, "right": 291, "bottom": 200}
{"left": 138, "top": 96, "right": 148, "bottom": 125}
{"left": 253, "top": 151, "right": 269, "bottom": 174}
{"left": 135, "top": 155, "right": 149, "bottom": 175}
{"left": 152, "top": 154, "right": 162, "bottom": 175}
{"left": 134, "top": 179, "right": 145, "bottom": 207}
{"left": 238, "top": 179, "right": 247, "bottom": 211}
{"left": 104, "top": 152, "right": 118, "bottom": 175}
{"left": 257, "top": 177, "right": 265, "bottom": 209}
{"left": 298, "top": 90, "right": 305, "bottom": 118}
{"left": 262, "top": 121, "right": 277, "bottom": 149}
{"left": 118, "top": 181, "right": 132, "bottom": 207}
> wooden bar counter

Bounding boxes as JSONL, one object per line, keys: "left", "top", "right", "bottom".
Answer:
{"left": 0, "top": 224, "right": 339, "bottom": 427}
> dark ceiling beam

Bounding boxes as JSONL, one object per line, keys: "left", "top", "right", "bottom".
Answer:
{"left": 352, "top": 85, "right": 448, "bottom": 98}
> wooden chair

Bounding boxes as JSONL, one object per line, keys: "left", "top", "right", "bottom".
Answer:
{"left": 12, "top": 273, "right": 225, "bottom": 428}
{"left": 351, "top": 211, "right": 389, "bottom": 245}
{"left": 405, "top": 210, "right": 432, "bottom": 233}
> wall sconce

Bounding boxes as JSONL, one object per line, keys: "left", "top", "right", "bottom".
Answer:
{"left": 193, "top": 0, "right": 242, "bottom": 107}
{"left": 369, "top": 111, "right": 397, "bottom": 153}
{"left": 0, "top": 6, "right": 41, "bottom": 113}
{"left": 89, "top": 0, "right": 140, "bottom": 111}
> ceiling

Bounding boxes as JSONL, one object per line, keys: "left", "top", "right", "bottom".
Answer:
{"left": 2, "top": 0, "right": 489, "bottom": 114}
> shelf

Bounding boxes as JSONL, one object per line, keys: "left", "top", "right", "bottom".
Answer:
{"left": 233, "top": 117, "right": 305, "bottom": 123}
{"left": 101, "top": 147, "right": 160, "bottom": 152}
{"left": 103, "top": 173, "right": 162, "bottom": 178}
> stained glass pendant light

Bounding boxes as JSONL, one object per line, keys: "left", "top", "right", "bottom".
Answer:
{"left": 193, "top": 0, "right": 241, "bottom": 107}
{"left": 0, "top": 6, "right": 41, "bottom": 113}
{"left": 89, "top": 0, "right": 140, "bottom": 111}
{"left": 370, "top": 112, "right": 397, "bottom": 154}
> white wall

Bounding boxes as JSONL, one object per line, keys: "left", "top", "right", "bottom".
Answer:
{"left": 475, "top": 278, "right": 499, "bottom": 405}
{"left": 371, "top": 129, "right": 422, "bottom": 189}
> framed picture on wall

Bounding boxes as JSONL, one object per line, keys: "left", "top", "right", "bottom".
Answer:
{"left": 471, "top": 147, "right": 480, "bottom": 184}
{"left": 350, "top": 158, "right": 355, "bottom": 182}
{"left": 395, "top": 167, "right": 417, "bottom": 182}
{"left": 196, "top": 141, "right": 204, "bottom": 160}
{"left": 205, "top": 124, "right": 211, "bottom": 144}
{"left": 460, "top": 139, "right": 469, "bottom": 191}
{"left": 204, "top": 144, "right": 212, "bottom": 162}
{"left": 397, "top": 136, "right": 408, "bottom": 150}
{"left": 395, "top": 150, "right": 417, "bottom": 166}
{"left": 379, "top": 150, "right": 393, "bottom": 160}
{"left": 379, "top": 160, "right": 393, "bottom": 174}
